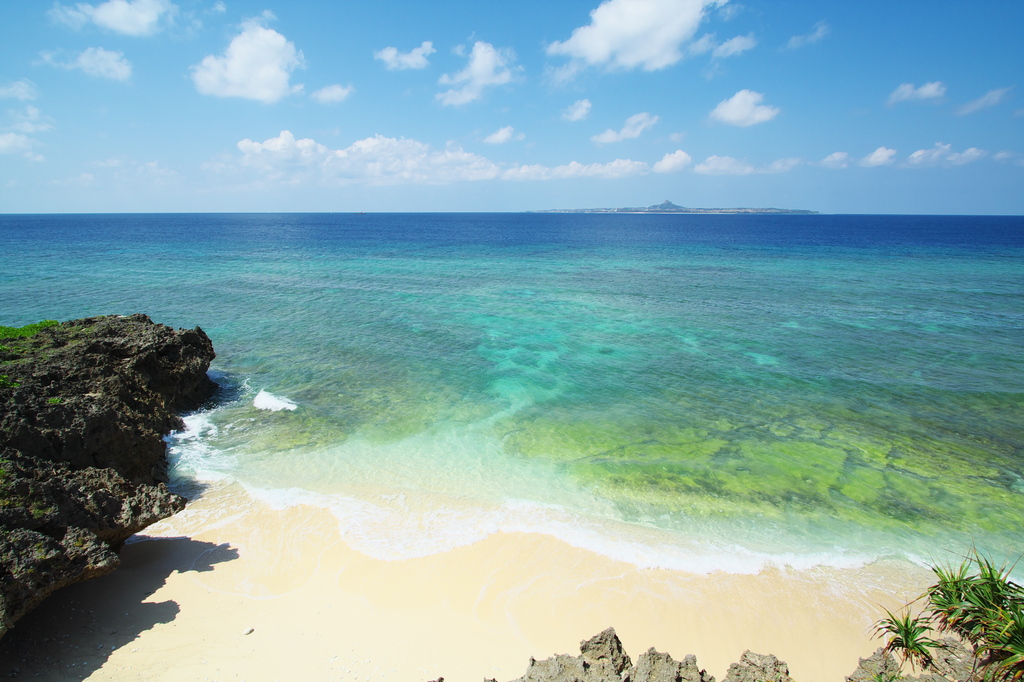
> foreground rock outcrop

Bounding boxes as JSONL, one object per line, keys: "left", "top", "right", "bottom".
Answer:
{"left": 484, "top": 629, "right": 973, "bottom": 682}
{"left": 0, "top": 314, "right": 216, "bottom": 638}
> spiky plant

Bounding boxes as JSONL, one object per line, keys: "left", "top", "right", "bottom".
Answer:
{"left": 875, "top": 609, "right": 942, "bottom": 671}
{"left": 875, "top": 551, "right": 1024, "bottom": 682}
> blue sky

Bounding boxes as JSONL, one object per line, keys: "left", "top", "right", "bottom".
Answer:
{"left": 1, "top": 0, "right": 1022, "bottom": 213}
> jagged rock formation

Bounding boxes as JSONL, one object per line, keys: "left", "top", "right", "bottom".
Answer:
{"left": 494, "top": 629, "right": 976, "bottom": 682}
{"left": 722, "top": 651, "right": 792, "bottom": 682}
{"left": 845, "top": 648, "right": 902, "bottom": 682}
{"left": 506, "top": 628, "right": 716, "bottom": 682}
{"left": 0, "top": 314, "right": 216, "bottom": 639}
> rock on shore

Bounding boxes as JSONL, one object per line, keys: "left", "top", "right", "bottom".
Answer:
{"left": 484, "top": 628, "right": 971, "bottom": 682}
{"left": 0, "top": 314, "right": 216, "bottom": 639}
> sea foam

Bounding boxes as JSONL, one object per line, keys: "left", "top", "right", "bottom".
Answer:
{"left": 253, "top": 390, "right": 298, "bottom": 412}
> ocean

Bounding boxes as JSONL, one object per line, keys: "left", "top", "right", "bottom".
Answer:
{"left": 2, "top": 212, "right": 1022, "bottom": 575}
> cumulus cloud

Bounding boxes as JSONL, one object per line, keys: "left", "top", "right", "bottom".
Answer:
{"left": 41, "top": 47, "right": 133, "bottom": 80}
{"left": 692, "top": 155, "right": 800, "bottom": 175}
{"left": 546, "top": 0, "right": 725, "bottom": 80}
{"left": 888, "top": 81, "right": 946, "bottom": 105}
{"left": 592, "top": 112, "right": 658, "bottom": 143}
{"left": 225, "top": 129, "right": 662, "bottom": 185}
{"left": 956, "top": 87, "right": 1012, "bottom": 116}
{"left": 311, "top": 84, "right": 353, "bottom": 104}
{"left": 860, "top": 146, "right": 896, "bottom": 166}
{"left": 234, "top": 130, "right": 501, "bottom": 185}
{"left": 0, "top": 80, "right": 38, "bottom": 101}
{"left": 374, "top": 41, "right": 436, "bottom": 70}
{"left": 502, "top": 158, "right": 649, "bottom": 181}
{"left": 818, "top": 151, "right": 849, "bottom": 169}
{"left": 483, "top": 126, "right": 524, "bottom": 144}
{"left": 563, "top": 98, "right": 592, "bottom": 121}
{"left": 710, "top": 89, "right": 778, "bottom": 126}
{"left": 653, "top": 149, "right": 692, "bottom": 172}
{"left": 786, "top": 21, "right": 829, "bottom": 50}
{"left": 906, "top": 142, "right": 987, "bottom": 166}
{"left": 49, "top": 0, "right": 176, "bottom": 36}
{"left": 437, "top": 41, "right": 518, "bottom": 106}
{"left": 191, "top": 15, "right": 304, "bottom": 103}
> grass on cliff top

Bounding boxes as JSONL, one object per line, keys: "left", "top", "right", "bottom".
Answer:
{"left": 0, "top": 321, "right": 59, "bottom": 341}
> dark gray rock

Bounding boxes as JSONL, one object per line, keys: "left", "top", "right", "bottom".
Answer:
{"left": 630, "top": 648, "right": 715, "bottom": 682}
{"left": 0, "top": 314, "right": 216, "bottom": 639}
{"left": 722, "top": 651, "right": 793, "bottom": 682}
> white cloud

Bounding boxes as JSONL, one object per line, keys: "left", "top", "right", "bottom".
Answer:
{"left": 947, "top": 147, "right": 986, "bottom": 165}
{"left": 191, "top": 15, "right": 304, "bottom": 103}
{"left": 483, "top": 126, "right": 524, "bottom": 144}
{"left": 374, "top": 41, "right": 436, "bottom": 70}
{"left": 0, "top": 133, "right": 34, "bottom": 155}
{"left": 860, "top": 146, "right": 896, "bottom": 167}
{"left": 765, "top": 157, "right": 801, "bottom": 173}
{"left": 653, "top": 149, "right": 692, "bottom": 172}
{"left": 563, "top": 98, "right": 592, "bottom": 121}
{"left": 502, "top": 158, "right": 649, "bottom": 181}
{"left": 591, "top": 112, "right": 658, "bottom": 143}
{"left": 211, "top": 1, "right": 225, "bottom": 13}
{"left": 710, "top": 89, "right": 778, "bottom": 126}
{"left": 906, "top": 142, "right": 987, "bottom": 167}
{"left": 227, "top": 129, "right": 661, "bottom": 185}
{"left": 688, "top": 33, "right": 716, "bottom": 56}
{"left": 712, "top": 33, "right": 756, "bottom": 59}
{"left": 77, "top": 47, "right": 132, "bottom": 79}
{"left": 546, "top": 0, "right": 725, "bottom": 78}
{"left": 41, "top": 47, "right": 133, "bottom": 80}
{"left": 311, "top": 84, "right": 353, "bottom": 104}
{"left": 0, "top": 80, "right": 37, "bottom": 101}
{"left": 0, "top": 132, "right": 43, "bottom": 161}
{"left": 693, "top": 154, "right": 799, "bottom": 175}
{"left": 993, "top": 151, "right": 1014, "bottom": 162}
{"left": 786, "top": 21, "right": 829, "bottom": 50}
{"left": 234, "top": 130, "right": 501, "bottom": 185}
{"left": 888, "top": 81, "right": 946, "bottom": 105}
{"left": 819, "top": 151, "right": 849, "bottom": 169}
{"left": 49, "top": 0, "right": 176, "bottom": 36}
{"left": 694, "top": 155, "right": 754, "bottom": 175}
{"left": 8, "top": 106, "right": 52, "bottom": 134}
{"left": 956, "top": 87, "right": 1012, "bottom": 116}
{"left": 437, "top": 41, "right": 518, "bottom": 106}
{"left": 717, "top": 3, "right": 740, "bottom": 21}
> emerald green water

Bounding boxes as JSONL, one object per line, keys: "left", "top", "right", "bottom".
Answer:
{"left": 2, "top": 213, "right": 1022, "bottom": 571}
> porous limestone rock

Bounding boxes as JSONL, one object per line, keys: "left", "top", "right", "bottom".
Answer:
{"left": 722, "top": 651, "right": 793, "bottom": 682}
{"left": 0, "top": 314, "right": 216, "bottom": 638}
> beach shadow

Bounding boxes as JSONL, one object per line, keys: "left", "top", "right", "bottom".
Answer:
{"left": 0, "top": 537, "right": 239, "bottom": 680}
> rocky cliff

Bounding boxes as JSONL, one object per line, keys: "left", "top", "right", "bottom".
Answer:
{"left": 0, "top": 314, "right": 216, "bottom": 639}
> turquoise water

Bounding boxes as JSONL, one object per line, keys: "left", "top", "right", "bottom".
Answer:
{"left": 2, "top": 213, "right": 1022, "bottom": 572}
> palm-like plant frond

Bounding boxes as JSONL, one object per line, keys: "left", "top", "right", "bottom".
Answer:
{"left": 875, "top": 609, "right": 942, "bottom": 671}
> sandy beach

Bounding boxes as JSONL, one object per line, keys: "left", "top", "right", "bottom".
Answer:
{"left": 1, "top": 482, "right": 931, "bottom": 682}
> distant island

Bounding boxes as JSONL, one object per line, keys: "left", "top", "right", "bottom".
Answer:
{"left": 531, "top": 200, "right": 818, "bottom": 215}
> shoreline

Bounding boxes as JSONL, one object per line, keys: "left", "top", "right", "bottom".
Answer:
{"left": 1, "top": 482, "right": 932, "bottom": 681}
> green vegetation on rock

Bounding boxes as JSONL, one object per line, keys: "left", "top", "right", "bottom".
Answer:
{"left": 876, "top": 551, "right": 1024, "bottom": 681}
{"left": 0, "top": 320, "right": 58, "bottom": 340}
